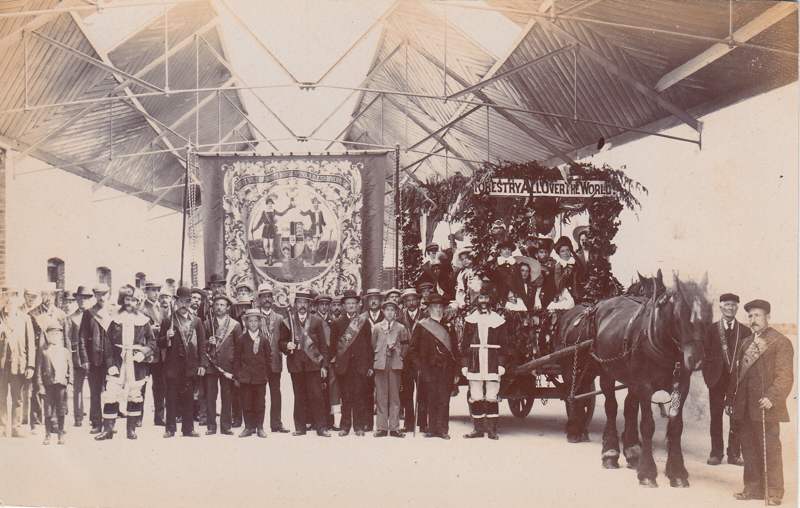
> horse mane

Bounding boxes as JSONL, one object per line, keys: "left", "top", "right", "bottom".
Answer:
{"left": 625, "top": 272, "right": 666, "bottom": 298}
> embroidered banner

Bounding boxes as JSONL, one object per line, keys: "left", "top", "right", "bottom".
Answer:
{"left": 199, "top": 154, "right": 388, "bottom": 295}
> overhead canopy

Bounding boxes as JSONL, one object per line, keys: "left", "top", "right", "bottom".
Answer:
{"left": 0, "top": 0, "right": 796, "bottom": 206}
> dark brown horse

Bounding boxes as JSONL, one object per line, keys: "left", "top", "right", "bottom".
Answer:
{"left": 558, "top": 271, "right": 710, "bottom": 487}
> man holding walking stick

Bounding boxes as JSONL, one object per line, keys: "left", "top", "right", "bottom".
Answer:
{"left": 727, "top": 299, "right": 793, "bottom": 505}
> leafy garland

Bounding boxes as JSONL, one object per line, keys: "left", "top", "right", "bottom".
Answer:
{"left": 400, "top": 160, "right": 646, "bottom": 303}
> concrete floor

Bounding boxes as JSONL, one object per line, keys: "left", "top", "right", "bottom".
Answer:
{"left": 0, "top": 371, "right": 795, "bottom": 508}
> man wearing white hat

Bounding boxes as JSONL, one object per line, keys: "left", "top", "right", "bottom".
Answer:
{"left": 79, "top": 283, "right": 113, "bottom": 434}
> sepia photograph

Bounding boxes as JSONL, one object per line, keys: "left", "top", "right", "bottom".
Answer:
{"left": 0, "top": 0, "right": 797, "bottom": 507}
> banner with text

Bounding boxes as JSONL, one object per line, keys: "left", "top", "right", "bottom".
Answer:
{"left": 474, "top": 177, "right": 617, "bottom": 198}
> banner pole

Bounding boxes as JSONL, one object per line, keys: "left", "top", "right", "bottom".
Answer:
{"left": 394, "top": 144, "right": 401, "bottom": 286}
{"left": 179, "top": 146, "right": 190, "bottom": 286}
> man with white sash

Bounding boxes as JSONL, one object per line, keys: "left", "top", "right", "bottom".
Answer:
{"left": 204, "top": 294, "right": 241, "bottom": 435}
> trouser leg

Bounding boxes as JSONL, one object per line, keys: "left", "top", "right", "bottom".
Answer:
{"left": 56, "top": 385, "right": 66, "bottom": 433}
{"left": 151, "top": 362, "right": 166, "bottom": 425}
{"left": 740, "top": 417, "right": 763, "bottom": 494}
{"left": 354, "top": 373, "right": 369, "bottom": 431}
{"left": 388, "top": 370, "right": 401, "bottom": 432}
{"left": 219, "top": 377, "right": 233, "bottom": 432}
{"left": 180, "top": 377, "right": 195, "bottom": 435}
{"left": 231, "top": 383, "right": 243, "bottom": 426}
{"left": 43, "top": 385, "right": 55, "bottom": 435}
{"left": 728, "top": 416, "right": 743, "bottom": 460}
{"left": 0, "top": 371, "right": 9, "bottom": 431}
{"left": 374, "top": 370, "right": 389, "bottom": 431}
{"left": 290, "top": 372, "right": 308, "bottom": 431}
{"left": 72, "top": 367, "right": 86, "bottom": 425}
{"left": 10, "top": 375, "right": 24, "bottom": 432}
{"left": 21, "top": 380, "right": 29, "bottom": 424}
{"left": 165, "top": 377, "right": 178, "bottom": 433}
{"left": 417, "top": 376, "right": 428, "bottom": 431}
{"left": 365, "top": 374, "right": 375, "bottom": 430}
{"left": 239, "top": 384, "right": 252, "bottom": 430}
{"left": 400, "top": 367, "right": 414, "bottom": 430}
{"left": 253, "top": 383, "right": 266, "bottom": 430}
{"left": 88, "top": 365, "right": 104, "bottom": 428}
{"left": 267, "top": 371, "right": 283, "bottom": 431}
{"left": 338, "top": 371, "right": 354, "bottom": 432}
{"left": 205, "top": 373, "right": 219, "bottom": 430}
{"left": 708, "top": 379, "right": 725, "bottom": 458}
{"left": 305, "top": 371, "right": 327, "bottom": 431}
{"left": 194, "top": 376, "right": 206, "bottom": 424}
{"left": 29, "top": 378, "right": 42, "bottom": 428}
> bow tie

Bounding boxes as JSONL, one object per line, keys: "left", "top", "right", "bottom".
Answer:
{"left": 497, "top": 256, "right": 515, "bottom": 266}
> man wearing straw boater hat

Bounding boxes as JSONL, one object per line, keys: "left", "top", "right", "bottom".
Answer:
{"left": 235, "top": 308, "right": 272, "bottom": 438}
{"left": 66, "top": 285, "right": 92, "bottom": 428}
{"left": 256, "top": 283, "right": 291, "bottom": 434}
{"left": 704, "top": 293, "right": 749, "bottom": 466}
{"left": 204, "top": 293, "right": 241, "bottom": 435}
{"left": 282, "top": 290, "right": 330, "bottom": 437}
{"left": 727, "top": 299, "right": 793, "bottom": 505}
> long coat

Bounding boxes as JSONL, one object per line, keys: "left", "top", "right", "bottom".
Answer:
{"left": 158, "top": 312, "right": 207, "bottom": 379}
{"left": 331, "top": 313, "right": 374, "bottom": 376}
{"left": 727, "top": 327, "right": 794, "bottom": 423}
{"left": 259, "top": 310, "right": 289, "bottom": 373}
{"left": 142, "top": 300, "right": 167, "bottom": 362}
{"left": 67, "top": 309, "right": 88, "bottom": 369}
{"left": 460, "top": 310, "right": 508, "bottom": 381}
{"left": 0, "top": 312, "right": 36, "bottom": 375}
{"left": 703, "top": 318, "right": 750, "bottom": 388}
{"left": 79, "top": 306, "right": 113, "bottom": 368}
{"left": 205, "top": 315, "right": 241, "bottom": 376}
{"left": 407, "top": 317, "right": 459, "bottom": 378}
{"left": 282, "top": 313, "right": 328, "bottom": 373}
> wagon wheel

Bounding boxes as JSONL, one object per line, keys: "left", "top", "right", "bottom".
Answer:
{"left": 508, "top": 396, "right": 535, "bottom": 418}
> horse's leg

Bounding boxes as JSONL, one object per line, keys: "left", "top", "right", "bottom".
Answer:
{"left": 635, "top": 385, "right": 659, "bottom": 487}
{"left": 600, "top": 373, "right": 621, "bottom": 469}
{"left": 621, "top": 391, "right": 642, "bottom": 469}
{"left": 665, "top": 375, "right": 691, "bottom": 487}
{"left": 563, "top": 359, "right": 582, "bottom": 443}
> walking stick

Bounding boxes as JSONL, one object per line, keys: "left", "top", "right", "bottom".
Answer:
{"left": 762, "top": 407, "right": 768, "bottom": 506}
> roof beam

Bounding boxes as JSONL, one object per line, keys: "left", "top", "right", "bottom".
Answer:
{"left": 0, "top": 0, "right": 77, "bottom": 52}
{"left": 536, "top": 17, "right": 702, "bottom": 132}
{"left": 324, "top": 93, "right": 383, "bottom": 151}
{"left": 655, "top": 2, "right": 796, "bottom": 92}
{"left": 411, "top": 43, "right": 575, "bottom": 166}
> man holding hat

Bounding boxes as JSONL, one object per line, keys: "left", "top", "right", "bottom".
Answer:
{"left": 703, "top": 293, "right": 749, "bottom": 466}
{"left": 727, "top": 299, "right": 793, "bottom": 505}
{"left": 407, "top": 294, "right": 459, "bottom": 439}
{"left": 461, "top": 287, "right": 508, "bottom": 440}
{"left": 399, "top": 288, "right": 426, "bottom": 433}
{"left": 370, "top": 299, "right": 410, "bottom": 437}
{"left": 281, "top": 291, "right": 330, "bottom": 437}
{"left": 256, "top": 283, "right": 291, "bottom": 433}
{"left": 234, "top": 309, "right": 272, "bottom": 438}
{"left": 204, "top": 293, "right": 241, "bottom": 435}
{"left": 66, "top": 285, "right": 92, "bottom": 427}
{"left": 79, "top": 283, "right": 112, "bottom": 434}
{"left": 142, "top": 282, "right": 168, "bottom": 426}
{"left": 331, "top": 290, "right": 373, "bottom": 436}
{"left": 95, "top": 287, "right": 156, "bottom": 441}
{"left": 0, "top": 292, "right": 36, "bottom": 437}
{"left": 158, "top": 287, "right": 207, "bottom": 438}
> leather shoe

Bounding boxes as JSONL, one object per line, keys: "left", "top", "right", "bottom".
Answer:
{"left": 767, "top": 498, "right": 782, "bottom": 506}
{"left": 239, "top": 428, "right": 254, "bottom": 438}
{"left": 272, "top": 426, "right": 290, "bottom": 433}
{"left": 424, "top": 432, "right": 437, "bottom": 438}
{"left": 707, "top": 456, "right": 723, "bottom": 466}
{"left": 438, "top": 433, "right": 451, "bottom": 440}
{"left": 256, "top": 428, "right": 268, "bottom": 438}
{"left": 221, "top": 429, "right": 233, "bottom": 435}
{"left": 292, "top": 430, "right": 307, "bottom": 436}
{"left": 389, "top": 431, "right": 405, "bottom": 438}
{"left": 374, "top": 430, "right": 388, "bottom": 437}
{"left": 354, "top": 430, "right": 365, "bottom": 436}
{"left": 338, "top": 430, "right": 350, "bottom": 437}
{"left": 734, "top": 491, "right": 764, "bottom": 501}
{"left": 183, "top": 431, "right": 200, "bottom": 437}
{"left": 727, "top": 456, "right": 745, "bottom": 466}
{"left": 206, "top": 427, "right": 217, "bottom": 435}
{"left": 127, "top": 430, "right": 138, "bottom": 440}
{"left": 89, "top": 426, "right": 102, "bottom": 435}
{"left": 163, "top": 430, "right": 175, "bottom": 438}
{"left": 317, "top": 429, "right": 331, "bottom": 437}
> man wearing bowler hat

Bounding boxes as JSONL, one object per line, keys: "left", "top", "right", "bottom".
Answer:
{"left": 331, "top": 290, "right": 372, "bottom": 436}
{"left": 703, "top": 293, "right": 749, "bottom": 465}
{"left": 204, "top": 293, "right": 241, "bottom": 435}
{"left": 158, "top": 286, "right": 207, "bottom": 438}
{"left": 79, "top": 283, "right": 112, "bottom": 434}
{"left": 727, "top": 299, "right": 793, "bottom": 505}
{"left": 282, "top": 291, "right": 330, "bottom": 437}
{"left": 67, "top": 285, "right": 92, "bottom": 427}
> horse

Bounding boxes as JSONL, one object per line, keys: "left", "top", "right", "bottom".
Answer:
{"left": 559, "top": 275, "right": 712, "bottom": 487}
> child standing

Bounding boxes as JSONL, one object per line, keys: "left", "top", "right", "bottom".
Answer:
{"left": 371, "top": 301, "right": 410, "bottom": 438}
{"left": 36, "top": 323, "right": 72, "bottom": 445}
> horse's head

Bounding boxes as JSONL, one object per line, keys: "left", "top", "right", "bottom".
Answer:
{"left": 626, "top": 269, "right": 667, "bottom": 298}
{"left": 667, "top": 272, "right": 711, "bottom": 372}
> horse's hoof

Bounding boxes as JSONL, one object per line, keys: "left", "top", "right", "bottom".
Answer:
{"left": 602, "top": 457, "right": 620, "bottom": 469}
{"left": 670, "top": 478, "right": 690, "bottom": 488}
{"left": 639, "top": 478, "right": 658, "bottom": 488}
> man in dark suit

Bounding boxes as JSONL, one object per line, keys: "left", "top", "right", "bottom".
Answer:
{"left": 727, "top": 299, "right": 793, "bottom": 505}
{"left": 331, "top": 290, "right": 372, "bottom": 436}
{"left": 141, "top": 282, "right": 167, "bottom": 427}
{"left": 398, "top": 288, "right": 426, "bottom": 433}
{"left": 256, "top": 284, "right": 291, "bottom": 433}
{"left": 158, "top": 287, "right": 207, "bottom": 438}
{"left": 204, "top": 294, "right": 241, "bottom": 435}
{"left": 703, "top": 293, "right": 749, "bottom": 465}
{"left": 234, "top": 309, "right": 271, "bottom": 438}
{"left": 281, "top": 292, "right": 330, "bottom": 437}
{"left": 79, "top": 284, "right": 112, "bottom": 434}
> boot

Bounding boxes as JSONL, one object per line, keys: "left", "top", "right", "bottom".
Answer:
{"left": 94, "top": 419, "right": 115, "bottom": 441}
{"left": 487, "top": 419, "right": 499, "bottom": 440}
{"left": 126, "top": 417, "right": 138, "bottom": 440}
{"left": 57, "top": 432, "right": 65, "bottom": 445}
{"left": 463, "top": 418, "right": 485, "bottom": 438}
{"left": 42, "top": 432, "right": 51, "bottom": 445}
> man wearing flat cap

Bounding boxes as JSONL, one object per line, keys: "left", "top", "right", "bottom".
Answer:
{"left": 727, "top": 299, "right": 793, "bottom": 505}
{"left": 79, "top": 284, "right": 113, "bottom": 434}
{"left": 703, "top": 293, "right": 749, "bottom": 466}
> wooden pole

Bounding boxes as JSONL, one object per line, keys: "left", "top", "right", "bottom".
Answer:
{"left": 514, "top": 339, "right": 593, "bottom": 375}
